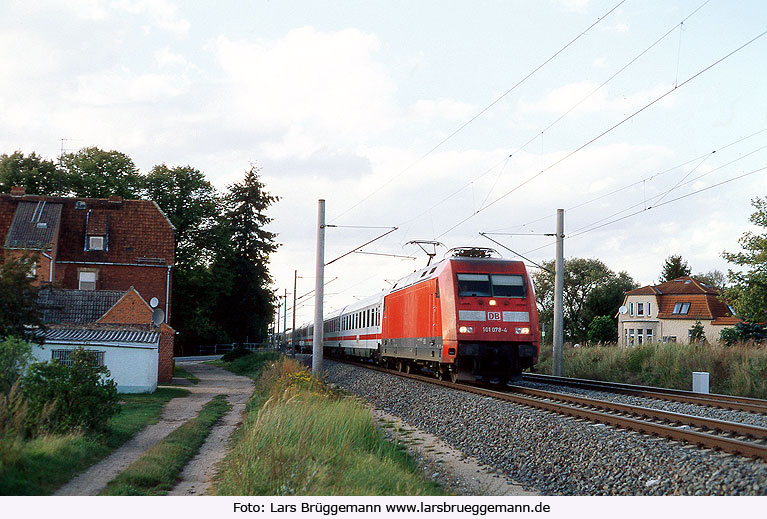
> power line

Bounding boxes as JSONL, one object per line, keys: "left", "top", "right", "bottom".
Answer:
{"left": 486, "top": 127, "right": 767, "bottom": 234}
{"left": 395, "top": 0, "right": 712, "bottom": 234}
{"left": 435, "top": 28, "right": 767, "bottom": 239}
{"left": 329, "top": 0, "right": 628, "bottom": 224}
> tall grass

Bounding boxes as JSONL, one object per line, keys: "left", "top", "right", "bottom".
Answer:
{"left": 215, "top": 357, "right": 444, "bottom": 496}
{"left": 536, "top": 342, "right": 767, "bottom": 398}
{"left": 0, "top": 387, "right": 189, "bottom": 495}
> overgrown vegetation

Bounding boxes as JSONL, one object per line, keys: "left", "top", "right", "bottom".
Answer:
{"left": 99, "top": 395, "right": 230, "bottom": 496}
{"left": 535, "top": 342, "right": 767, "bottom": 399}
{"left": 0, "top": 387, "right": 188, "bottom": 495}
{"left": 214, "top": 355, "right": 445, "bottom": 496}
{"left": 1, "top": 149, "right": 280, "bottom": 354}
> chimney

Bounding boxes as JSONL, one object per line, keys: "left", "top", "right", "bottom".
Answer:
{"left": 10, "top": 186, "right": 26, "bottom": 196}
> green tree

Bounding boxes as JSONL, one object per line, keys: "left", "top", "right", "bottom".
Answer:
{"left": 722, "top": 197, "right": 767, "bottom": 323}
{"left": 0, "top": 255, "right": 43, "bottom": 340}
{"left": 215, "top": 166, "right": 279, "bottom": 343}
{"left": 0, "top": 336, "right": 33, "bottom": 395}
{"left": 587, "top": 315, "right": 617, "bottom": 343}
{"left": 693, "top": 269, "right": 727, "bottom": 289}
{"left": 143, "top": 164, "right": 222, "bottom": 269}
{"left": 533, "top": 258, "right": 637, "bottom": 343}
{"left": 659, "top": 255, "right": 691, "bottom": 282}
{"left": 689, "top": 320, "right": 706, "bottom": 343}
{"left": 22, "top": 347, "right": 119, "bottom": 434}
{"left": 60, "top": 147, "right": 143, "bottom": 199}
{"left": 0, "top": 151, "right": 64, "bottom": 196}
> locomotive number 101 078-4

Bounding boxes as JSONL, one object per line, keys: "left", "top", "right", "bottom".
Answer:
{"left": 483, "top": 326, "right": 508, "bottom": 333}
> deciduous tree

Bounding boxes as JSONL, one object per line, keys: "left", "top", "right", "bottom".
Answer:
{"left": 0, "top": 152, "right": 63, "bottom": 196}
{"left": 533, "top": 258, "right": 637, "bottom": 343}
{"left": 60, "top": 147, "right": 143, "bottom": 199}
{"left": 722, "top": 197, "right": 767, "bottom": 324}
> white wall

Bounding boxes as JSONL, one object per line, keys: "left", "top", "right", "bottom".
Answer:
{"left": 31, "top": 342, "right": 159, "bottom": 393}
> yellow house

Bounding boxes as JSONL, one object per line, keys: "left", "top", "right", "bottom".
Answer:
{"left": 617, "top": 277, "right": 739, "bottom": 345}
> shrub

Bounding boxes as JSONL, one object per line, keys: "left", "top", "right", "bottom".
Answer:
{"left": 221, "top": 343, "right": 250, "bottom": 362}
{"left": 22, "top": 347, "right": 120, "bottom": 435}
{"left": 0, "top": 336, "right": 33, "bottom": 395}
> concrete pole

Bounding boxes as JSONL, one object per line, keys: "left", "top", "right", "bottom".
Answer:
{"left": 552, "top": 209, "right": 565, "bottom": 377}
{"left": 283, "top": 288, "right": 288, "bottom": 349}
{"left": 292, "top": 270, "right": 297, "bottom": 357}
{"left": 312, "top": 199, "right": 326, "bottom": 376}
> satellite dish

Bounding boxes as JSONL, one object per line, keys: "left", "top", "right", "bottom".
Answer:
{"left": 150, "top": 297, "right": 159, "bottom": 308}
{"left": 152, "top": 308, "right": 165, "bottom": 326}
{"left": 618, "top": 305, "right": 628, "bottom": 315}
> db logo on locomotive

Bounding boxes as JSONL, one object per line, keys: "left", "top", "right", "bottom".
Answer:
{"left": 488, "top": 312, "right": 501, "bottom": 321}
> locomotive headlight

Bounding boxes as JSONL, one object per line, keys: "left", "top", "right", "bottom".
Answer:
{"left": 489, "top": 299, "right": 497, "bottom": 306}
{"left": 459, "top": 326, "right": 474, "bottom": 334}
{"left": 515, "top": 327, "right": 530, "bottom": 335}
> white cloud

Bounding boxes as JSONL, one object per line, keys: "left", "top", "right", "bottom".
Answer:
{"left": 110, "top": 0, "right": 190, "bottom": 34}
{"left": 412, "top": 98, "right": 475, "bottom": 121}
{"left": 519, "top": 81, "right": 674, "bottom": 115}
{"left": 209, "top": 27, "right": 397, "bottom": 159}
{"left": 74, "top": 66, "right": 185, "bottom": 105}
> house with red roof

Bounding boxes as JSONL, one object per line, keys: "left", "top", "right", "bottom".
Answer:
{"left": 617, "top": 277, "right": 740, "bottom": 345}
{"left": 1, "top": 186, "right": 175, "bottom": 385}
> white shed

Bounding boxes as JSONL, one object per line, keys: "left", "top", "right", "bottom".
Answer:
{"left": 33, "top": 327, "right": 161, "bottom": 393}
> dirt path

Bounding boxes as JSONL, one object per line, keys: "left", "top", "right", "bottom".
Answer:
{"left": 54, "top": 361, "right": 253, "bottom": 496}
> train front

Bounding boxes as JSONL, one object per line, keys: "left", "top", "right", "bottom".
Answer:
{"left": 440, "top": 256, "right": 539, "bottom": 384}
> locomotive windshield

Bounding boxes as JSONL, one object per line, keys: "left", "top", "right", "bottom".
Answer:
{"left": 456, "top": 273, "right": 526, "bottom": 298}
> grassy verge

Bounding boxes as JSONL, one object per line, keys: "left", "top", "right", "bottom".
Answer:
{"left": 536, "top": 341, "right": 767, "bottom": 398}
{"left": 173, "top": 365, "right": 200, "bottom": 384}
{"left": 100, "top": 395, "right": 231, "bottom": 495}
{"left": 0, "top": 387, "right": 189, "bottom": 495}
{"left": 214, "top": 356, "right": 445, "bottom": 496}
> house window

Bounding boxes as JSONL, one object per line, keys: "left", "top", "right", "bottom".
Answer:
{"left": 88, "top": 236, "right": 105, "bottom": 250}
{"left": 79, "top": 271, "right": 97, "bottom": 290}
{"left": 51, "top": 349, "right": 105, "bottom": 368}
{"left": 648, "top": 303, "right": 651, "bottom": 317}
{"left": 629, "top": 302, "right": 634, "bottom": 316}
{"left": 637, "top": 303, "right": 644, "bottom": 316}
{"left": 637, "top": 329, "right": 644, "bottom": 344}
{"left": 672, "top": 302, "right": 691, "bottom": 315}
{"left": 628, "top": 328, "right": 635, "bottom": 345}
{"left": 646, "top": 329, "right": 653, "bottom": 343}
{"left": 28, "top": 263, "right": 37, "bottom": 278}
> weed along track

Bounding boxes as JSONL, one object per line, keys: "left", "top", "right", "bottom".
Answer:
{"left": 522, "top": 373, "right": 767, "bottom": 414}
{"left": 341, "top": 359, "right": 767, "bottom": 462}
{"left": 326, "top": 360, "right": 767, "bottom": 495}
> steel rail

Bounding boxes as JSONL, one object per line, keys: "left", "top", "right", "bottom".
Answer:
{"left": 522, "top": 373, "right": 767, "bottom": 414}
{"left": 345, "top": 361, "right": 767, "bottom": 462}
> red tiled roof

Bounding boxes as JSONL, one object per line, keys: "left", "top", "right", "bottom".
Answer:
{"left": 628, "top": 277, "right": 735, "bottom": 321}
{"left": 0, "top": 193, "right": 174, "bottom": 265}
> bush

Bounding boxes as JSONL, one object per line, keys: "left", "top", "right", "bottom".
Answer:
{"left": 587, "top": 315, "right": 616, "bottom": 343}
{"left": 221, "top": 343, "right": 250, "bottom": 362}
{"left": 22, "top": 348, "right": 120, "bottom": 435}
{"left": 0, "top": 336, "right": 33, "bottom": 395}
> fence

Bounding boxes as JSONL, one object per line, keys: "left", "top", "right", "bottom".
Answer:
{"left": 197, "top": 342, "right": 271, "bottom": 356}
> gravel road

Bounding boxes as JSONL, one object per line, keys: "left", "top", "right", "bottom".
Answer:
{"left": 54, "top": 361, "right": 252, "bottom": 496}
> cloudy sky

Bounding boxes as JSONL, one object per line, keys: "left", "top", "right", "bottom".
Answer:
{"left": 1, "top": 0, "right": 765, "bottom": 325}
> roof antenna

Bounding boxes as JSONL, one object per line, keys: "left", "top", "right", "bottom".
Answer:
{"left": 405, "top": 240, "right": 444, "bottom": 266}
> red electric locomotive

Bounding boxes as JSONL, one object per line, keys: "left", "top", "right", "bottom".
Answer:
{"left": 379, "top": 247, "right": 539, "bottom": 384}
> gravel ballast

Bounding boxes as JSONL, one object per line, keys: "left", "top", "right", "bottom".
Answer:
{"left": 325, "top": 361, "right": 767, "bottom": 496}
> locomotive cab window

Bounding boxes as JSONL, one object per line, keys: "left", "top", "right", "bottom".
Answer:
{"left": 456, "top": 273, "right": 525, "bottom": 298}
{"left": 491, "top": 274, "right": 525, "bottom": 298}
{"left": 456, "top": 274, "right": 491, "bottom": 297}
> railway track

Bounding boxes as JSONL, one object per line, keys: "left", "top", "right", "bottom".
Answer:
{"left": 522, "top": 373, "right": 767, "bottom": 414}
{"left": 339, "top": 360, "right": 767, "bottom": 462}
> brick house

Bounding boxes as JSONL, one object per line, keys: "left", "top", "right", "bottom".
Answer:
{"left": 617, "top": 277, "right": 739, "bottom": 345}
{"left": 1, "top": 186, "right": 175, "bottom": 384}
{"left": 32, "top": 287, "right": 175, "bottom": 392}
